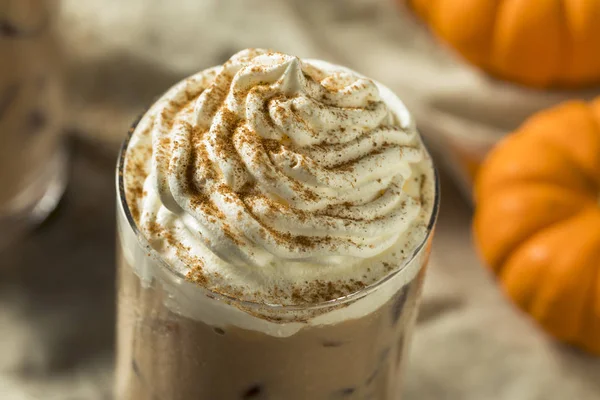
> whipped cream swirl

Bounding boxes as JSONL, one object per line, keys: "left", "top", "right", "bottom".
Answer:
{"left": 125, "top": 49, "right": 435, "bottom": 305}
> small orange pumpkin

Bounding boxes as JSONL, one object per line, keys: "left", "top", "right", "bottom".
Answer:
{"left": 473, "top": 98, "right": 600, "bottom": 354}
{"left": 408, "top": 0, "right": 600, "bottom": 88}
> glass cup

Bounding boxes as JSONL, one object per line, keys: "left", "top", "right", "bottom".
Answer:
{"left": 116, "top": 124, "right": 439, "bottom": 400}
{"left": 0, "top": 0, "right": 67, "bottom": 249}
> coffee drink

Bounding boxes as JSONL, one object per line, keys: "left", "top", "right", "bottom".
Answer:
{"left": 0, "top": 0, "right": 67, "bottom": 249}
{"left": 116, "top": 49, "right": 438, "bottom": 399}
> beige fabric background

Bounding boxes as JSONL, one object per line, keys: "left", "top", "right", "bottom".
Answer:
{"left": 1, "top": 0, "right": 599, "bottom": 398}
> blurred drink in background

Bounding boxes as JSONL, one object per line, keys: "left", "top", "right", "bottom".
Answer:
{"left": 0, "top": 0, "right": 67, "bottom": 249}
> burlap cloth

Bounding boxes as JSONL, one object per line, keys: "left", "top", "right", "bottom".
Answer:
{"left": 1, "top": 0, "right": 598, "bottom": 398}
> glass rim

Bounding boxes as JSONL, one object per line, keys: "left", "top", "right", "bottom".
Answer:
{"left": 116, "top": 116, "right": 441, "bottom": 312}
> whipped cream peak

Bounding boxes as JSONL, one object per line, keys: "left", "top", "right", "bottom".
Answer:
{"left": 124, "top": 49, "right": 436, "bottom": 306}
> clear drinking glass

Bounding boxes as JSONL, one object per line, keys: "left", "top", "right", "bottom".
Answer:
{"left": 0, "top": 0, "right": 67, "bottom": 249}
{"left": 115, "top": 119, "right": 440, "bottom": 399}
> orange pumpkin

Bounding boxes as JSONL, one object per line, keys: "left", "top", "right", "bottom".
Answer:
{"left": 408, "top": 0, "right": 600, "bottom": 88}
{"left": 473, "top": 98, "right": 600, "bottom": 354}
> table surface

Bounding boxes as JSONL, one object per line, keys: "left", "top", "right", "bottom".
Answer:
{"left": 1, "top": 0, "right": 599, "bottom": 399}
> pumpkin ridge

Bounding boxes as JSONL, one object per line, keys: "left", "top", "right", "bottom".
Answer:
{"left": 532, "top": 138, "right": 599, "bottom": 197}
{"left": 479, "top": 216, "right": 576, "bottom": 276}
{"left": 484, "top": 0, "right": 504, "bottom": 71}
{"left": 585, "top": 101, "right": 600, "bottom": 189}
{"left": 483, "top": 176, "right": 596, "bottom": 200}
{"left": 490, "top": 181, "right": 595, "bottom": 205}
{"left": 515, "top": 101, "right": 600, "bottom": 191}
{"left": 474, "top": 122, "right": 598, "bottom": 198}
{"left": 498, "top": 253, "right": 540, "bottom": 313}
{"left": 500, "top": 209, "right": 598, "bottom": 333}
{"left": 529, "top": 209, "right": 600, "bottom": 343}
{"left": 475, "top": 156, "right": 596, "bottom": 200}
{"left": 538, "top": 104, "right": 600, "bottom": 192}
{"left": 495, "top": 0, "right": 566, "bottom": 86}
{"left": 560, "top": 1, "right": 600, "bottom": 86}
{"left": 555, "top": 0, "right": 571, "bottom": 85}
{"left": 489, "top": 0, "right": 513, "bottom": 82}
{"left": 474, "top": 183, "right": 589, "bottom": 273}
{"left": 561, "top": 0, "right": 578, "bottom": 82}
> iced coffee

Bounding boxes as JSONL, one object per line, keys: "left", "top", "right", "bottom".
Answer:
{"left": 116, "top": 49, "right": 438, "bottom": 400}
{"left": 0, "top": 0, "right": 67, "bottom": 248}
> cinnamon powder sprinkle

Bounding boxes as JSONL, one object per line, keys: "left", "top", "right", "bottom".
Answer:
{"left": 291, "top": 279, "right": 367, "bottom": 304}
{"left": 122, "top": 50, "right": 428, "bottom": 307}
{"left": 145, "top": 221, "right": 209, "bottom": 286}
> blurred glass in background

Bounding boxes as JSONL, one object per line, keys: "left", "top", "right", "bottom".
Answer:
{"left": 0, "top": 0, "right": 67, "bottom": 250}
